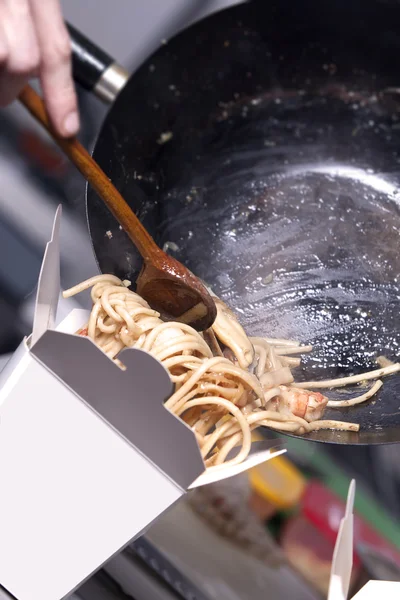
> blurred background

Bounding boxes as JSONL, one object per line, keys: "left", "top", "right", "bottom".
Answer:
{"left": 1, "top": 1, "right": 399, "bottom": 599}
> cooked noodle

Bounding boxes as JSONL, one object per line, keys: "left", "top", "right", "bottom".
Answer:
{"left": 64, "top": 275, "right": 400, "bottom": 470}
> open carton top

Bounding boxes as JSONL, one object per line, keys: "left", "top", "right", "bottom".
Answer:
{"left": 328, "top": 480, "right": 400, "bottom": 600}
{"left": 28, "top": 206, "right": 286, "bottom": 490}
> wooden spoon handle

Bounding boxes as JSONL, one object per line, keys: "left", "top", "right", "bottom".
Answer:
{"left": 19, "top": 84, "right": 159, "bottom": 262}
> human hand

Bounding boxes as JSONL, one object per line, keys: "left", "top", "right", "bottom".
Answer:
{"left": 0, "top": 0, "right": 79, "bottom": 137}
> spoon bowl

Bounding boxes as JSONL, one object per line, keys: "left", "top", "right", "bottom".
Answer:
{"left": 137, "top": 256, "right": 217, "bottom": 331}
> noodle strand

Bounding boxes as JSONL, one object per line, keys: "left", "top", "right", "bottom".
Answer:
{"left": 63, "top": 275, "right": 398, "bottom": 469}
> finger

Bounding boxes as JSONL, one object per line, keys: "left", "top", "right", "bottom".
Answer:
{"left": 0, "top": 0, "right": 40, "bottom": 106}
{"left": 29, "top": 0, "right": 79, "bottom": 137}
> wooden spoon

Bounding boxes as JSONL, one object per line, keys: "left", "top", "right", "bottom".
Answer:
{"left": 19, "top": 85, "right": 216, "bottom": 331}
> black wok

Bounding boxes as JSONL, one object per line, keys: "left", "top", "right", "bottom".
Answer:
{"left": 68, "top": 0, "right": 400, "bottom": 444}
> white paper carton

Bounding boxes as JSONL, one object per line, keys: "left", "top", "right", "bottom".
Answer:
{"left": 328, "top": 480, "right": 400, "bottom": 600}
{"left": 0, "top": 207, "right": 285, "bottom": 600}
{"left": 351, "top": 580, "right": 400, "bottom": 600}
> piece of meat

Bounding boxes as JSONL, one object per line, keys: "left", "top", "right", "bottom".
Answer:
{"left": 277, "top": 386, "right": 328, "bottom": 422}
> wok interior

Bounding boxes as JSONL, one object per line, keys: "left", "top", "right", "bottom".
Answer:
{"left": 88, "top": 1, "right": 400, "bottom": 443}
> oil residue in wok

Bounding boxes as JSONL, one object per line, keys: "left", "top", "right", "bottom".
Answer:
{"left": 158, "top": 93, "right": 400, "bottom": 397}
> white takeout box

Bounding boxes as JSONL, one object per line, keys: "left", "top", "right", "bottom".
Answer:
{"left": 328, "top": 480, "right": 400, "bottom": 600}
{"left": 0, "top": 206, "right": 285, "bottom": 600}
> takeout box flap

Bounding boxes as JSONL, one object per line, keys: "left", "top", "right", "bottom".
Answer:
{"left": 54, "top": 307, "right": 90, "bottom": 333}
{"left": 189, "top": 442, "right": 286, "bottom": 488}
{"left": 351, "top": 581, "right": 400, "bottom": 599}
{"left": 30, "top": 328, "right": 206, "bottom": 490}
{"left": 31, "top": 205, "right": 61, "bottom": 345}
{"left": 328, "top": 479, "right": 355, "bottom": 600}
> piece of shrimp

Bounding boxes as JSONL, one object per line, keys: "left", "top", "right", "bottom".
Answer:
{"left": 269, "top": 385, "right": 328, "bottom": 422}
{"left": 77, "top": 327, "right": 88, "bottom": 337}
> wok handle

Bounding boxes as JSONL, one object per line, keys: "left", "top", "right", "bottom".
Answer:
{"left": 66, "top": 22, "right": 129, "bottom": 104}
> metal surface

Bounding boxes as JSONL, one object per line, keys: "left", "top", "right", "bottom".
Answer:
{"left": 94, "top": 64, "right": 130, "bottom": 103}
{"left": 129, "top": 538, "right": 213, "bottom": 600}
{"left": 97, "top": 552, "right": 180, "bottom": 600}
{"left": 85, "top": 0, "right": 400, "bottom": 444}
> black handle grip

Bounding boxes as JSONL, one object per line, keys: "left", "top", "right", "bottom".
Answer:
{"left": 66, "top": 22, "right": 114, "bottom": 91}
